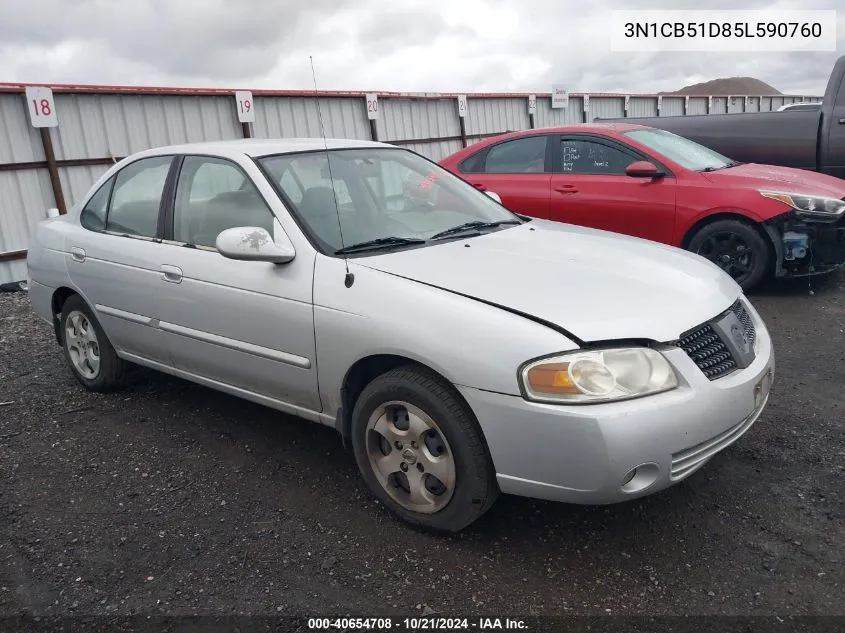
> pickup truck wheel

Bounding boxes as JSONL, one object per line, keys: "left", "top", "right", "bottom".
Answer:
{"left": 350, "top": 365, "right": 499, "bottom": 532}
{"left": 60, "top": 294, "right": 127, "bottom": 392}
{"left": 687, "top": 220, "right": 770, "bottom": 291}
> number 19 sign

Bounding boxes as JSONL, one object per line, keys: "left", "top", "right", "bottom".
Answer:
{"left": 25, "top": 86, "right": 58, "bottom": 128}
{"left": 235, "top": 91, "right": 255, "bottom": 123}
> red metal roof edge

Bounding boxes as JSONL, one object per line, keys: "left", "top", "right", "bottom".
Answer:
{"left": 0, "top": 82, "right": 817, "bottom": 100}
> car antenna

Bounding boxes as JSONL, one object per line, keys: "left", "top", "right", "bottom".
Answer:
{"left": 310, "top": 55, "right": 354, "bottom": 288}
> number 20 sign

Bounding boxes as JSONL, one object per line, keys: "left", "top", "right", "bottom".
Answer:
{"left": 25, "top": 86, "right": 58, "bottom": 128}
{"left": 235, "top": 91, "right": 255, "bottom": 123}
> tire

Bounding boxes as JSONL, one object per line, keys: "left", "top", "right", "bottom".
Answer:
{"left": 59, "top": 294, "right": 127, "bottom": 392}
{"left": 350, "top": 365, "right": 499, "bottom": 532}
{"left": 686, "top": 219, "right": 771, "bottom": 292}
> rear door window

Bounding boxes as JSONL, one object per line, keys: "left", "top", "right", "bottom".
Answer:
{"left": 484, "top": 136, "right": 548, "bottom": 173}
{"left": 105, "top": 156, "right": 173, "bottom": 237}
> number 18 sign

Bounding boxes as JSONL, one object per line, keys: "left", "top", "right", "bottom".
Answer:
{"left": 25, "top": 86, "right": 58, "bottom": 128}
{"left": 235, "top": 91, "right": 255, "bottom": 123}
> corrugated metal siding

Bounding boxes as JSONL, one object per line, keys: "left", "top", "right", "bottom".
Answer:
{"left": 378, "top": 99, "right": 459, "bottom": 142}
{"left": 394, "top": 139, "right": 464, "bottom": 162}
{"left": 686, "top": 98, "right": 707, "bottom": 115}
{"left": 591, "top": 97, "right": 624, "bottom": 120}
{"left": 0, "top": 93, "right": 45, "bottom": 163}
{"left": 255, "top": 97, "right": 368, "bottom": 140}
{"left": 660, "top": 98, "right": 684, "bottom": 117}
{"left": 465, "top": 98, "right": 530, "bottom": 135}
{"left": 628, "top": 98, "right": 657, "bottom": 118}
{"left": 0, "top": 167, "right": 54, "bottom": 283}
{"left": 51, "top": 94, "right": 243, "bottom": 159}
{"left": 534, "top": 96, "right": 585, "bottom": 128}
{"left": 712, "top": 97, "right": 727, "bottom": 114}
{"left": 727, "top": 97, "right": 744, "bottom": 113}
{"left": 59, "top": 164, "right": 112, "bottom": 207}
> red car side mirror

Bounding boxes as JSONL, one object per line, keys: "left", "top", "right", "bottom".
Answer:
{"left": 625, "top": 161, "right": 665, "bottom": 178}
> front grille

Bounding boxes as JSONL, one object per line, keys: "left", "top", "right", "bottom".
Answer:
{"left": 729, "top": 299, "right": 756, "bottom": 349}
{"left": 677, "top": 324, "right": 736, "bottom": 379}
{"left": 677, "top": 299, "right": 757, "bottom": 381}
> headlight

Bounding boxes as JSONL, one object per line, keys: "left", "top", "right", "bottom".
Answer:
{"left": 520, "top": 347, "right": 678, "bottom": 404}
{"left": 759, "top": 190, "right": 845, "bottom": 222}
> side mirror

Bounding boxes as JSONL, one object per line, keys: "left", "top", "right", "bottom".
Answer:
{"left": 625, "top": 161, "right": 665, "bottom": 179}
{"left": 216, "top": 226, "right": 295, "bottom": 264}
{"left": 484, "top": 190, "right": 503, "bottom": 204}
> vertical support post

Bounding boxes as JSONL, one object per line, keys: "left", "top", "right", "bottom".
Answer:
{"left": 529, "top": 113, "right": 536, "bottom": 129}
{"left": 241, "top": 122, "right": 252, "bottom": 138}
{"left": 458, "top": 116, "right": 468, "bottom": 147}
{"left": 369, "top": 118, "right": 379, "bottom": 142}
{"left": 40, "top": 127, "right": 66, "bottom": 215}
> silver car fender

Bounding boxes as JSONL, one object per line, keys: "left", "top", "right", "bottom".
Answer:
{"left": 312, "top": 254, "right": 578, "bottom": 422}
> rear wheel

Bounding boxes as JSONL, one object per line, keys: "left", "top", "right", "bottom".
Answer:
{"left": 687, "top": 219, "right": 771, "bottom": 291}
{"left": 59, "top": 294, "right": 127, "bottom": 391}
{"left": 350, "top": 365, "right": 498, "bottom": 532}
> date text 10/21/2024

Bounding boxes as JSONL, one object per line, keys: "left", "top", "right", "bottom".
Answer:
{"left": 307, "top": 617, "right": 529, "bottom": 630}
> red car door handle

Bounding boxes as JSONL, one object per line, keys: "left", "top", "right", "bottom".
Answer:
{"left": 554, "top": 185, "right": 578, "bottom": 194}
{"left": 472, "top": 183, "right": 488, "bottom": 191}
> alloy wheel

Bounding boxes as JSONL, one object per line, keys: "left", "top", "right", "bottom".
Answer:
{"left": 65, "top": 310, "right": 101, "bottom": 379}
{"left": 365, "top": 401, "right": 456, "bottom": 514}
{"left": 696, "top": 231, "right": 757, "bottom": 285}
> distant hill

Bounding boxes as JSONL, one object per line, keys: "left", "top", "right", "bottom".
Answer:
{"left": 661, "top": 77, "right": 782, "bottom": 95}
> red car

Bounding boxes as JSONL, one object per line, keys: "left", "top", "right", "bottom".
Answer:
{"left": 439, "top": 124, "right": 845, "bottom": 291}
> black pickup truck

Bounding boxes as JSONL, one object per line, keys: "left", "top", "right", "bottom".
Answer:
{"left": 600, "top": 54, "right": 845, "bottom": 180}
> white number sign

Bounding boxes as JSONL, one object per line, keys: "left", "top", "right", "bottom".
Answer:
{"left": 685, "top": 95, "right": 690, "bottom": 109}
{"left": 25, "top": 86, "right": 58, "bottom": 128}
{"left": 583, "top": 95, "right": 590, "bottom": 112}
{"left": 527, "top": 94, "right": 536, "bottom": 115}
{"left": 235, "top": 91, "right": 255, "bottom": 123}
{"left": 551, "top": 85, "right": 569, "bottom": 109}
{"left": 708, "top": 95, "right": 714, "bottom": 110}
{"left": 457, "top": 95, "right": 468, "bottom": 118}
{"left": 366, "top": 93, "right": 379, "bottom": 120}
{"left": 745, "top": 96, "right": 750, "bottom": 109}
{"left": 657, "top": 95, "right": 663, "bottom": 111}
{"left": 624, "top": 95, "right": 630, "bottom": 112}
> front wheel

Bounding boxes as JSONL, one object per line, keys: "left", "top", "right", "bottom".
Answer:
{"left": 350, "top": 365, "right": 499, "bottom": 532}
{"left": 687, "top": 219, "right": 771, "bottom": 291}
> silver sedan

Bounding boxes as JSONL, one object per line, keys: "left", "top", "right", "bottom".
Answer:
{"left": 26, "top": 138, "right": 775, "bottom": 531}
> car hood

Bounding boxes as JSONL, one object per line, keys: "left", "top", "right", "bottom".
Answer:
{"left": 357, "top": 220, "right": 741, "bottom": 343}
{"left": 702, "top": 163, "right": 845, "bottom": 198}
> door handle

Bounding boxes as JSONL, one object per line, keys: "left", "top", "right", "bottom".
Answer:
{"left": 70, "top": 247, "right": 86, "bottom": 262}
{"left": 160, "top": 265, "right": 183, "bottom": 284}
{"left": 554, "top": 185, "right": 579, "bottom": 194}
{"left": 839, "top": 118, "right": 845, "bottom": 124}
{"left": 472, "top": 183, "right": 488, "bottom": 191}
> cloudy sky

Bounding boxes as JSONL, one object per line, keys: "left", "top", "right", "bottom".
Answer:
{"left": 0, "top": 0, "right": 841, "bottom": 95}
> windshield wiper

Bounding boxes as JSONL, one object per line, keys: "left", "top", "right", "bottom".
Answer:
{"left": 430, "top": 219, "right": 522, "bottom": 240}
{"left": 334, "top": 236, "right": 426, "bottom": 255}
{"left": 701, "top": 160, "right": 743, "bottom": 172}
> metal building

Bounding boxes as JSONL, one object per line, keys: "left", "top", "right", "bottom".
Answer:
{"left": 0, "top": 83, "right": 821, "bottom": 284}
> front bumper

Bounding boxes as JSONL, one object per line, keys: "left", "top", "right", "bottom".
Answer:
{"left": 458, "top": 301, "right": 775, "bottom": 505}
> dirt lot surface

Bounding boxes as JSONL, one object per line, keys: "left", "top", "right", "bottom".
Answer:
{"left": 0, "top": 274, "right": 843, "bottom": 622}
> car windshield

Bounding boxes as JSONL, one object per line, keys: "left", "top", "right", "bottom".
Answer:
{"left": 624, "top": 128, "right": 736, "bottom": 172}
{"left": 258, "top": 148, "right": 521, "bottom": 255}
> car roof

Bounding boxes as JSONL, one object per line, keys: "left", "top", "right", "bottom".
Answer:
{"left": 131, "top": 137, "right": 392, "bottom": 160}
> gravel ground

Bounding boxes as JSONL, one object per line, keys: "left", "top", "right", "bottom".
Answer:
{"left": 0, "top": 274, "right": 843, "bottom": 620}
